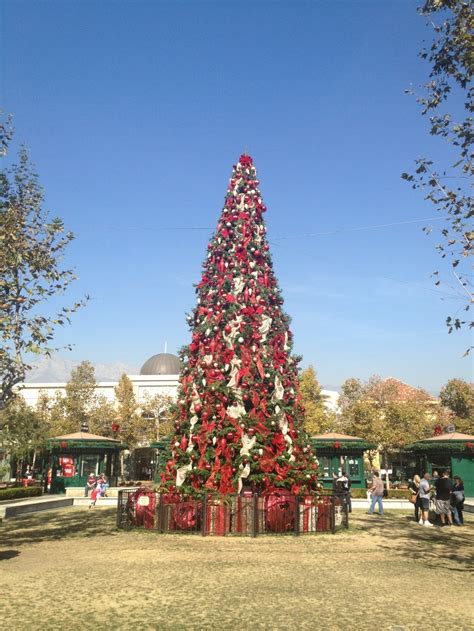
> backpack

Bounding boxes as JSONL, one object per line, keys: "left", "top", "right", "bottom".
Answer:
{"left": 336, "top": 477, "right": 349, "bottom": 493}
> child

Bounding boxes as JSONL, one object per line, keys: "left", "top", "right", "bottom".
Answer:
{"left": 84, "top": 473, "right": 97, "bottom": 497}
{"left": 89, "top": 484, "right": 101, "bottom": 508}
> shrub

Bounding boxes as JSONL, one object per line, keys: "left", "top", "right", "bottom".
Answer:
{"left": 350, "top": 488, "right": 369, "bottom": 498}
{"left": 0, "top": 486, "right": 42, "bottom": 501}
{"left": 349, "top": 488, "right": 410, "bottom": 499}
{"left": 386, "top": 489, "right": 411, "bottom": 499}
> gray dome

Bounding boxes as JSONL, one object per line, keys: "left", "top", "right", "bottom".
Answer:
{"left": 140, "top": 353, "right": 181, "bottom": 375}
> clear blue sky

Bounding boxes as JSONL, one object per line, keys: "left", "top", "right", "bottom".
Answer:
{"left": 1, "top": 0, "right": 472, "bottom": 392}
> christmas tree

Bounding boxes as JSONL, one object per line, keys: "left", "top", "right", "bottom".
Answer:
{"left": 161, "top": 154, "right": 318, "bottom": 496}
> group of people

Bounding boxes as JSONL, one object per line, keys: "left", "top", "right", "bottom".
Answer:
{"left": 84, "top": 472, "right": 109, "bottom": 507}
{"left": 409, "top": 471, "right": 465, "bottom": 527}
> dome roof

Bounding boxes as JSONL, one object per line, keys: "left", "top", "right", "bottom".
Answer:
{"left": 140, "top": 353, "right": 181, "bottom": 375}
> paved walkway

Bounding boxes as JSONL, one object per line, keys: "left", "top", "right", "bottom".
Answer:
{"left": 0, "top": 495, "right": 73, "bottom": 518}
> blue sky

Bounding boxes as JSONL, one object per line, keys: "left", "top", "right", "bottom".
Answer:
{"left": 1, "top": 0, "right": 472, "bottom": 392}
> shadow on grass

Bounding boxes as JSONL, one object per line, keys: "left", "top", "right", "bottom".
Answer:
{"left": 0, "top": 508, "right": 118, "bottom": 547}
{"left": 354, "top": 511, "right": 474, "bottom": 573}
{"left": 0, "top": 549, "right": 20, "bottom": 560}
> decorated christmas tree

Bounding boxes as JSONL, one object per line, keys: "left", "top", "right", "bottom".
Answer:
{"left": 161, "top": 154, "right": 318, "bottom": 496}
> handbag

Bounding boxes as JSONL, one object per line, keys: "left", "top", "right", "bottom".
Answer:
{"left": 409, "top": 493, "right": 417, "bottom": 504}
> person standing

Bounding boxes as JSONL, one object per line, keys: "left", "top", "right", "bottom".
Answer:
{"left": 434, "top": 470, "right": 454, "bottom": 526}
{"left": 419, "top": 472, "right": 433, "bottom": 527}
{"left": 451, "top": 476, "right": 465, "bottom": 526}
{"left": 408, "top": 475, "right": 422, "bottom": 522}
{"left": 368, "top": 471, "right": 384, "bottom": 516}
{"left": 336, "top": 470, "right": 352, "bottom": 513}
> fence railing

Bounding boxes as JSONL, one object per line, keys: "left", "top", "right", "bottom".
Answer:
{"left": 117, "top": 488, "right": 349, "bottom": 536}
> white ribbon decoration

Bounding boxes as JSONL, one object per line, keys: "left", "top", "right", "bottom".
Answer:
{"left": 226, "top": 356, "right": 242, "bottom": 389}
{"left": 227, "top": 402, "right": 247, "bottom": 420}
{"left": 278, "top": 413, "right": 288, "bottom": 435}
{"left": 176, "top": 463, "right": 192, "bottom": 487}
{"left": 237, "top": 463, "right": 251, "bottom": 493}
{"left": 274, "top": 375, "right": 284, "bottom": 400}
{"left": 259, "top": 315, "right": 272, "bottom": 341}
{"left": 233, "top": 277, "right": 245, "bottom": 295}
{"left": 223, "top": 315, "right": 243, "bottom": 347}
{"left": 240, "top": 434, "right": 256, "bottom": 456}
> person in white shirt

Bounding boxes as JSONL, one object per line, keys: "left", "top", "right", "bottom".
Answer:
{"left": 418, "top": 472, "right": 433, "bottom": 527}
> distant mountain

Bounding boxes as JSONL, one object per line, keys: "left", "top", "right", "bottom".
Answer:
{"left": 25, "top": 356, "right": 138, "bottom": 383}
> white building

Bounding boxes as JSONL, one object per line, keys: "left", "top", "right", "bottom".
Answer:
{"left": 18, "top": 351, "right": 339, "bottom": 412}
{"left": 19, "top": 353, "right": 181, "bottom": 409}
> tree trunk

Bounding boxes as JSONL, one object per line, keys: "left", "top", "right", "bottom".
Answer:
{"left": 382, "top": 451, "right": 390, "bottom": 490}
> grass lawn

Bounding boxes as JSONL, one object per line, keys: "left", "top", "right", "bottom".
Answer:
{"left": 0, "top": 507, "right": 473, "bottom": 630}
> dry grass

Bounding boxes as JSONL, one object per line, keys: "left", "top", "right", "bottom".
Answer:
{"left": 0, "top": 507, "right": 473, "bottom": 630}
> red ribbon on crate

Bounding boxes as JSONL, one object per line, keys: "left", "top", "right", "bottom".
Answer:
{"left": 133, "top": 488, "right": 156, "bottom": 530}
{"left": 263, "top": 490, "right": 296, "bottom": 533}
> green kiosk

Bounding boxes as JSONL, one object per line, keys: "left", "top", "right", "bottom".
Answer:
{"left": 311, "top": 433, "right": 377, "bottom": 490}
{"left": 46, "top": 431, "right": 126, "bottom": 493}
{"left": 407, "top": 432, "right": 474, "bottom": 496}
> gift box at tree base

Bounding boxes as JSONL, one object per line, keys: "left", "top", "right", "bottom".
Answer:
{"left": 121, "top": 488, "right": 344, "bottom": 535}
{"left": 157, "top": 154, "right": 320, "bottom": 508}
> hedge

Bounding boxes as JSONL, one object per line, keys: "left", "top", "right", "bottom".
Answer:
{"left": 350, "top": 488, "right": 411, "bottom": 499}
{"left": 0, "top": 486, "right": 42, "bottom": 501}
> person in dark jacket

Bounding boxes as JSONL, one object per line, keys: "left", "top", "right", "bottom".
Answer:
{"left": 451, "top": 476, "right": 465, "bottom": 526}
{"left": 336, "top": 470, "right": 352, "bottom": 513}
{"left": 434, "top": 470, "right": 453, "bottom": 526}
{"left": 408, "top": 475, "right": 422, "bottom": 523}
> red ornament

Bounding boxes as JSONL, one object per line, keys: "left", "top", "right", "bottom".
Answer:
{"left": 240, "top": 154, "right": 253, "bottom": 166}
{"left": 194, "top": 403, "right": 202, "bottom": 414}
{"left": 60, "top": 441, "right": 68, "bottom": 450}
{"left": 226, "top": 431, "right": 234, "bottom": 441}
{"left": 247, "top": 428, "right": 256, "bottom": 437}
{"left": 111, "top": 423, "right": 120, "bottom": 433}
{"left": 334, "top": 441, "right": 341, "bottom": 449}
{"left": 466, "top": 442, "right": 473, "bottom": 449}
